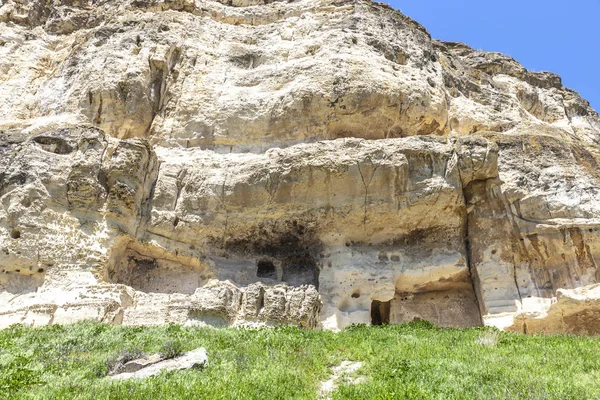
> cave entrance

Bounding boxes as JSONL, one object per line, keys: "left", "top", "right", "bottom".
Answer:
{"left": 281, "top": 255, "right": 319, "bottom": 288}
{"left": 256, "top": 260, "right": 277, "bottom": 280}
{"left": 371, "top": 300, "right": 391, "bottom": 325}
{"left": 105, "top": 239, "right": 209, "bottom": 295}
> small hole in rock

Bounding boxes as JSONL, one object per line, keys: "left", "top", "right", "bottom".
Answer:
{"left": 33, "top": 136, "right": 73, "bottom": 155}
{"left": 257, "top": 260, "right": 277, "bottom": 280}
{"left": 38, "top": 268, "right": 45, "bottom": 273}
{"left": 10, "top": 228, "right": 21, "bottom": 239}
{"left": 351, "top": 292, "right": 360, "bottom": 299}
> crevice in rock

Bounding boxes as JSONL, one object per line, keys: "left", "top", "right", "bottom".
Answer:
{"left": 134, "top": 144, "right": 160, "bottom": 239}
{"left": 256, "top": 286, "right": 265, "bottom": 312}
{"left": 97, "top": 169, "right": 109, "bottom": 194}
{"left": 33, "top": 136, "right": 74, "bottom": 155}
{"left": 512, "top": 262, "right": 524, "bottom": 306}
{"left": 146, "top": 46, "right": 181, "bottom": 136}
{"left": 463, "top": 212, "right": 484, "bottom": 323}
{"left": 150, "top": 65, "right": 165, "bottom": 116}
{"left": 502, "top": 195, "right": 527, "bottom": 306}
{"left": 356, "top": 158, "right": 386, "bottom": 226}
{"left": 94, "top": 95, "right": 103, "bottom": 125}
{"left": 173, "top": 169, "right": 188, "bottom": 212}
{"left": 219, "top": 172, "right": 230, "bottom": 248}
{"left": 356, "top": 161, "right": 369, "bottom": 225}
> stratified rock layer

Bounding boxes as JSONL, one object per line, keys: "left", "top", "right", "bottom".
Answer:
{"left": 1, "top": 0, "right": 600, "bottom": 333}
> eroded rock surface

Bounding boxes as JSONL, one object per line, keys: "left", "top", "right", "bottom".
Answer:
{"left": 1, "top": 0, "right": 600, "bottom": 333}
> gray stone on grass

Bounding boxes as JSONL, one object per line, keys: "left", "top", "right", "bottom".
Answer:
{"left": 110, "top": 348, "right": 208, "bottom": 380}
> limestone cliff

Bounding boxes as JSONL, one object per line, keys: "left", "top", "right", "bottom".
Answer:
{"left": 1, "top": 0, "right": 600, "bottom": 333}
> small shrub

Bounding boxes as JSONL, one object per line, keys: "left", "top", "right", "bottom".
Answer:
{"left": 404, "top": 319, "right": 436, "bottom": 330}
{"left": 344, "top": 323, "right": 368, "bottom": 332}
{"left": 160, "top": 338, "right": 185, "bottom": 359}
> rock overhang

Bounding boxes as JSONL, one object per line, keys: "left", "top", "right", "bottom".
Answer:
{"left": 1, "top": 0, "right": 600, "bottom": 333}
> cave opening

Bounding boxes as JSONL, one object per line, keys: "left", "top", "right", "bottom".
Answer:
{"left": 256, "top": 260, "right": 277, "bottom": 279}
{"left": 281, "top": 255, "right": 319, "bottom": 289}
{"left": 371, "top": 300, "right": 391, "bottom": 325}
{"left": 104, "top": 240, "right": 208, "bottom": 295}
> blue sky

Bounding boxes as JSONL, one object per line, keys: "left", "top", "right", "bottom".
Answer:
{"left": 389, "top": 1, "right": 600, "bottom": 112}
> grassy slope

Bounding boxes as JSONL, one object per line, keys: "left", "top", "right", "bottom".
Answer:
{"left": 1, "top": 321, "right": 600, "bottom": 399}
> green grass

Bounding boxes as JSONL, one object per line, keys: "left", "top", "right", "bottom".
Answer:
{"left": 1, "top": 321, "right": 600, "bottom": 399}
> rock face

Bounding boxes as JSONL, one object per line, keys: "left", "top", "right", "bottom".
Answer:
{"left": 1, "top": 0, "right": 600, "bottom": 334}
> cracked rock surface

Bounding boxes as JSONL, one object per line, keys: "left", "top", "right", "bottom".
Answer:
{"left": 1, "top": 0, "right": 600, "bottom": 333}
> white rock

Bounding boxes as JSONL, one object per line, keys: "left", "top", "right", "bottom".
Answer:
{"left": 1, "top": 0, "right": 600, "bottom": 334}
{"left": 110, "top": 348, "right": 208, "bottom": 380}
